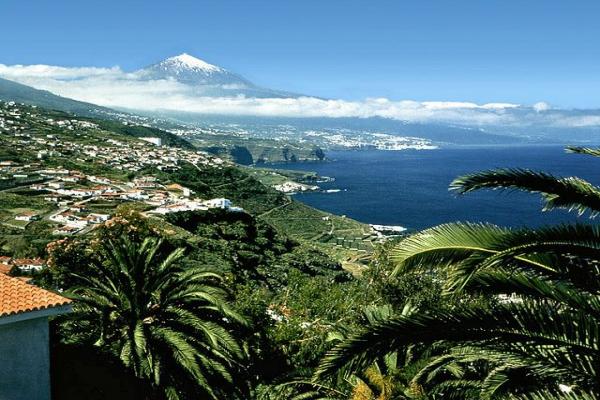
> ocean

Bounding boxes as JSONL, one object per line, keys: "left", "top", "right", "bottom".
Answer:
{"left": 271, "top": 145, "right": 600, "bottom": 231}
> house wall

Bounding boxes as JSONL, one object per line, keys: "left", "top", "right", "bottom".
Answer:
{"left": 0, "top": 317, "right": 51, "bottom": 400}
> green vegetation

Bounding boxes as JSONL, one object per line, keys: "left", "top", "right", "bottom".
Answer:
{"left": 244, "top": 166, "right": 324, "bottom": 188}
{"left": 311, "top": 146, "right": 600, "bottom": 400}
{"left": 162, "top": 208, "right": 350, "bottom": 285}
{"left": 61, "top": 236, "right": 246, "bottom": 400}
{"left": 165, "top": 163, "right": 376, "bottom": 260}
{"left": 43, "top": 207, "right": 372, "bottom": 400}
{"left": 95, "top": 119, "right": 195, "bottom": 149}
{"left": 0, "top": 193, "right": 56, "bottom": 255}
{"left": 199, "top": 136, "right": 325, "bottom": 164}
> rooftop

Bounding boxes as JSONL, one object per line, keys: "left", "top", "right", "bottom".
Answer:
{"left": 0, "top": 274, "right": 71, "bottom": 318}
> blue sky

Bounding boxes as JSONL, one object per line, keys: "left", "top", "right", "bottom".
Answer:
{"left": 2, "top": 0, "right": 600, "bottom": 107}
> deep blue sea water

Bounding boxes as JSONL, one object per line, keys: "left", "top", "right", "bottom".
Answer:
{"left": 271, "top": 146, "right": 600, "bottom": 231}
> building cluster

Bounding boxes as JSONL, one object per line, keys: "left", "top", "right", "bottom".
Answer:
{"left": 0, "top": 256, "right": 45, "bottom": 275}
{"left": 0, "top": 100, "right": 244, "bottom": 242}
{"left": 0, "top": 101, "right": 225, "bottom": 177}
{"left": 23, "top": 169, "right": 243, "bottom": 235}
{"left": 273, "top": 180, "right": 319, "bottom": 194}
{"left": 303, "top": 128, "right": 438, "bottom": 150}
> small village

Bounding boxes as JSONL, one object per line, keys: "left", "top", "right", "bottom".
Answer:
{"left": 0, "top": 101, "right": 225, "bottom": 172}
{"left": 0, "top": 101, "right": 244, "bottom": 276}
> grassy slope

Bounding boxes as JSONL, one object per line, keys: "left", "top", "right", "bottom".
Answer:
{"left": 95, "top": 120, "right": 195, "bottom": 149}
{"left": 166, "top": 163, "right": 376, "bottom": 271}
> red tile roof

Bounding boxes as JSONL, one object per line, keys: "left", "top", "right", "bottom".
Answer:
{"left": 0, "top": 274, "right": 71, "bottom": 318}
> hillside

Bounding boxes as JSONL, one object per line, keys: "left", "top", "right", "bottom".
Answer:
{"left": 0, "top": 101, "right": 383, "bottom": 396}
{"left": 0, "top": 77, "right": 112, "bottom": 117}
{"left": 0, "top": 101, "right": 377, "bottom": 266}
{"left": 0, "top": 78, "right": 195, "bottom": 149}
{"left": 94, "top": 119, "right": 195, "bottom": 150}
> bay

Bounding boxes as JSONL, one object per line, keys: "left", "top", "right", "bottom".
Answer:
{"left": 271, "top": 146, "right": 600, "bottom": 231}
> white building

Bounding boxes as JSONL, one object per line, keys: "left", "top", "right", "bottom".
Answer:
{"left": 87, "top": 213, "right": 110, "bottom": 224}
{"left": 140, "top": 137, "right": 162, "bottom": 146}
{"left": 149, "top": 201, "right": 208, "bottom": 215}
{"left": 204, "top": 198, "right": 232, "bottom": 209}
{"left": 48, "top": 182, "right": 64, "bottom": 189}
{"left": 15, "top": 212, "right": 40, "bottom": 222}
{"left": 12, "top": 258, "right": 45, "bottom": 272}
{"left": 53, "top": 225, "right": 81, "bottom": 236}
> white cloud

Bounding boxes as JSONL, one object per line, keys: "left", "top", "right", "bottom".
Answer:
{"left": 0, "top": 63, "right": 598, "bottom": 129}
{"left": 552, "top": 115, "right": 600, "bottom": 128}
{"left": 0, "top": 64, "right": 123, "bottom": 80}
{"left": 533, "top": 101, "right": 551, "bottom": 112}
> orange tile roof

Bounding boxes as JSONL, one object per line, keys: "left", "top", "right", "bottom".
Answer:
{"left": 0, "top": 274, "right": 71, "bottom": 318}
{"left": 0, "top": 263, "right": 11, "bottom": 275}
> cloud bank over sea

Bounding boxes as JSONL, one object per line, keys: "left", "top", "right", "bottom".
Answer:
{"left": 1, "top": 63, "right": 599, "bottom": 128}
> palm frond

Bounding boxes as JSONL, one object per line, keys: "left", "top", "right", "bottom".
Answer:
{"left": 566, "top": 146, "right": 600, "bottom": 158}
{"left": 450, "top": 168, "right": 600, "bottom": 216}
{"left": 64, "top": 234, "right": 245, "bottom": 399}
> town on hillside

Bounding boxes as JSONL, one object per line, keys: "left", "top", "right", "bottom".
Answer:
{"left": 0, "top": 101, "right": 246, "bottom": 275}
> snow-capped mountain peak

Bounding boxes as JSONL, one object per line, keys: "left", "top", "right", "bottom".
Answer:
{"left": 137, "top": 53, "right": 300, "bottom": 98}
{"left": 163, "top": 53, "right": 224, "bottom": 73}
{"left": 139, "top": 53, "right": 254, "bottom": 88}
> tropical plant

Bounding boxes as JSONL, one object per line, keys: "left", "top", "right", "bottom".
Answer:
{"left": 316, "top": 147, "right": 600, "bottom": 399}
{"left": 264, "top": 305, "right": 432, "bottom": 400}
{"left": 64, "top": 235, "right": 247, "bottom": 400}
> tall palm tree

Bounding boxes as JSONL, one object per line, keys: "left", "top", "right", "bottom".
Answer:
{"left": 316, "top": 147, "right": 600, "bottom": 399}
{"left": 65, "top": 235, "right": 247, "bottom": 400}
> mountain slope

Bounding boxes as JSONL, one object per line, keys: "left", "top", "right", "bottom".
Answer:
{"left": 0, "top": 77, "right": 194, "bottom": 149}
{"left": 137, "top": 53, "right": 302, "bottom": 98}
{"left": 0, "top": 76, "right": 112, "bottom": 117}
{"left": 141, "top": 53, "right": 253, "bottom": 87}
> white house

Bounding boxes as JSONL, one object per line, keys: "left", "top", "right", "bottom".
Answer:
{"left": 50, "top": 212, "right": 88, "bottom": 228}
{"left": 204, "top": 198, "right": 232, "bottom": 209}
{"left": 149, "top": 201, "right": 208, "bottom": 215}
{"left": 88, "top": 176, "right": 111, "bottom": 185}
{"left": 12, "top": 258, "right": 45, "bottom": 272}
{"left": 15, "top": 212, "right": 41, "bottom": 222}
{"left": 87, "top": 213, "right": 110, "bottom": 224}
{"left": 140, "top": 137, "right": 162, "bottom": 146}
{"left": 48, "top": 181, "right": 64, "bottom": 189}
{"left": 53, "top": 225, "right": 81, "bottom": 236}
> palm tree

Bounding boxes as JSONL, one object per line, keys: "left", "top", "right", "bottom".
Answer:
{"left": 316, "top": 147, "right": 600, "bottom": 399}
{"left": 65, "top": 235, "right": 247, "bottom": 400}
{"left": 265, "top": 305, "right": 430, "bottom": 400}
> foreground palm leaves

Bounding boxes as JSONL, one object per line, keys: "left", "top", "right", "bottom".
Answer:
{"left": 316, "top": 147, "right": 600, "bottom": 399}
{"left": 66, "top": 236, "right": 246, "bottom": 400}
